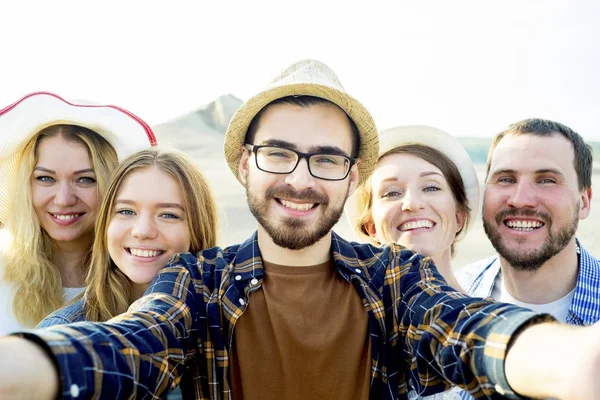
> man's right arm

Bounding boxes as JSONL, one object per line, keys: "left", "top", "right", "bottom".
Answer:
{"left": 0, "top": 252, "right": 207, "bottom": 400}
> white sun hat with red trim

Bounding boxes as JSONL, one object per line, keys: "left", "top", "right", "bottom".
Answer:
{"left": 0, "top": 91, "right": 157, "bottom": 224}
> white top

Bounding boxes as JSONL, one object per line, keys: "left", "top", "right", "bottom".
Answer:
{"left": 0, "top": 260, "right": 84, "bottom": 335}
{"left": 491, "top": 273, "right": 575, "bottom": 323}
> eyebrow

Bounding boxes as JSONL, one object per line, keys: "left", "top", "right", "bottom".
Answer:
{"left": 490, "top": 168, "right": 565, "bottom": 177}
{"left": 114, "top": 199, "right": 186, "bottom": 211}
{"left": 378, "top": 171, "right": 443, "bottom": 184}
{"left": 34, "top": 166, "right": 95, "bottom": 175}
{"left": 259, "top": 139, "right": 351, "bottom": 157}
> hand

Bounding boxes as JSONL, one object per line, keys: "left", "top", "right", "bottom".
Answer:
{"left": 506, "top": 321, "right": 600, "bottom": 400}
{"left": 559, "top": 322, "right": 600, "bottom": 400}
{"left": 0, "top": 336, "right": 58, "bottom": 400}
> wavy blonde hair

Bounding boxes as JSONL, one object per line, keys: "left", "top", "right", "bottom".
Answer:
{"left": 1, "top": 124, "right": 118, "bottom": 326}
{"left": 84, "top": 148, "right": 218, "bottom": 322}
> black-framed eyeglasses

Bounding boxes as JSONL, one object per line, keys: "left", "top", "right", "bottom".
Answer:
{"left": 245, "top": 144, "right": 356, "bottom": 181}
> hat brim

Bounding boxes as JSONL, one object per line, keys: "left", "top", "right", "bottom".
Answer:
{"left": 345, "top": 125, "right": 480, "bottom": 244}
{"left": 224, "top": 83, "right": 378, "bottom": 187}
{"left": 0, "top": 91, "right": 157, "bottom": 224}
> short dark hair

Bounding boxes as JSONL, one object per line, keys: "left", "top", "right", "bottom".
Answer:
{"left": 486, "top": 118, "right": 593, "bottom": 191}
{"left": 245, "top": 96, "right": 360, "bottom": 158}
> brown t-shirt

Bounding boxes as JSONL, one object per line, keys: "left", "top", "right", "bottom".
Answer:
{"left": 230, "top": 260, "right": 371, "bottom": 400}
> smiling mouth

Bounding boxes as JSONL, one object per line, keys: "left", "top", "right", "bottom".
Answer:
{"left": 127, "top": 248, "right": 165, "bottom": 258}
{"left": 398, "top": 220, "right": 435, "bottom": 232}
{"left": 504, "top": 220, "right": 545, "bottom": 232}
{"left": 51, "top": 213, "right": 83, "bottom": 220}
{"left": 276, "top": 198, "right": 317, "bottom": 211}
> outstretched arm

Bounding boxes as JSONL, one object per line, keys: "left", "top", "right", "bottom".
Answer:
{"left": 395, "top": 248, "right": 599, "bottom": 399}
{"left": 0, "top": 252, "right": 207, "bottom": 400}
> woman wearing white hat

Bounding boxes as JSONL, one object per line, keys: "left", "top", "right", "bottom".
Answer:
{"left": 347, "top": 125, "right": 479, "bottom": 400}
{"left": 0, "top": 92, "right": 156, "bottom": 334}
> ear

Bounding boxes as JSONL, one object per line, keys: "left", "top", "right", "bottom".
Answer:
{"left": 579, "top": 187, "right": 592, "bottom": 220}
{"left": 347, "top": 160, "right": 361, "bottom": 197}
{"left": 364, "top": 219, "right": 377, "bottom": 239}
{"left": 238, "top": 146, "right": 250, "bottom": 185}
{"left": 455, "top": 208, "right": 467, "bottom": 233}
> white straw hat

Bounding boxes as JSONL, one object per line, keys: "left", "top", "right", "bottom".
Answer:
{"left": 224, "top": 59, "right": 379, "bottom": 186}
{"left": 346, "top": 125, "right": 480, "bottom": 243}
{"left": 0, "top": 91, "right": 157, "bottom": 224}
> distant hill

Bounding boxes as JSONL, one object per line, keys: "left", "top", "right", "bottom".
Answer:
{"left": 153, "top": 94, "right": 243, "bottom": 157}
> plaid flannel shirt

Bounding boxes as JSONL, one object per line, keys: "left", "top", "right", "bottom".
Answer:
{"left": 22, "top": 232, "right": 552, "bottom": 400}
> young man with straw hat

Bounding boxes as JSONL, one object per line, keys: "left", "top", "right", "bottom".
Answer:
{"left": 1, "top": 60, "right": 599, "bottom": 400}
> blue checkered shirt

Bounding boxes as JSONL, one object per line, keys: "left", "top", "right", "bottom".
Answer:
{"left": 456, "top": 239, "right": 600, "bottom": 399}
{"left": 20, "top": 232, "right": 551, "bottom": 400}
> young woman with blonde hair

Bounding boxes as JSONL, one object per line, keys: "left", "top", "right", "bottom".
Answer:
{"left": 0, "top": 92, "right": 156, "bottom": 333}
{"left": 39, "top": 147, "right": 218, "bottom": 326}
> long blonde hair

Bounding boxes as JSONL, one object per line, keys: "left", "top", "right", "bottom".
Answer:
{"left": 1, "top": 124, "right": 118, "bottom": 326}
{"left": 84, "top": 148, "right": 218, "bottom": 322}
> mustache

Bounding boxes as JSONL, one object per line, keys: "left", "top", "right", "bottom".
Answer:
{"left": 495, "top": 208, "right": 550, "bottom": 225}
{"left": 266, "top": 186, "right": 328, "bottom": 204}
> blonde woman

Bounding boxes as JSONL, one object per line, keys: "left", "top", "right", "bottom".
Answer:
{"left": 39, "top": 148, "right": 218, "bottom": 326}
{"left": 346, "top": 125, "right": 479, "bottom": 400}
{"left": 0, "top": 92, "right": 156, "bottom": 333}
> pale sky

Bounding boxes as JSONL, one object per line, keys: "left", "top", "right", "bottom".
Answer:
{"left": 1, "top": 0, "right": 599, "bottom": 140}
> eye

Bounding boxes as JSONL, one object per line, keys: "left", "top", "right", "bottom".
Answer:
{"left": 498, "top": 177, "right": 516, "bottom": 184}
{"left": 539, "top": 178, "right": 557, "bottom": 184}
{"left": 77, "top": 176, "right": 97, "bottom": 185}
{"left": 313, "top": 155, "right": 342, "bottom": 165}
{"left": 160, "top": 212, "right": 181, "bottom": 220}
{"left": 116, "top": 209, "right": 136, "bottom": 216}
{"left": 381, "top": 190, "right": 402, "bottom": 199}
{"left": 35, "top": 176, "right": 55, "bottom": 183}
{"left": 265, "top": 148, "right": 293, "bottom": 159}
{"left": 423, "top": 185, "right": 441, "bottom": 192}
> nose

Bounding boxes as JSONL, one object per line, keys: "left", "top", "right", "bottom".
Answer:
{"left": 131, "top": 215, "right": 158, "bottom": 240}
{"left": 283, "top": 158, "right": 316, "bottom": 190}
{"left": 53, "top": 182, "right": 77, "bottom": 207}
{"left": 401, "top": 189, "right": 423, "bottom": 212}
{"left": 507, "top": 180, "right": 538, "bottom": 209}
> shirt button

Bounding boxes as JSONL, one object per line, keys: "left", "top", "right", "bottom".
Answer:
{"left": 355, "top": 268, "right": 361, "bottom": 274}
{"left": 70, "top": 384, "right": 80, "bottom": 398}
{"left": 250, "top": 278, "right": 258, "bottom": 285}
{"left": 234, "top": 275, "right": 242, "bottom": 281}
{"left": 239, "top": 298, "right": 246, "bottom": 306}
{"left": 494, "top": 384, "right": 506, "bottom": 395}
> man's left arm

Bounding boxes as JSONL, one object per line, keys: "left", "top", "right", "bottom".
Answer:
{"left": 396, "top": 252, "right": 599, "bottom": 399}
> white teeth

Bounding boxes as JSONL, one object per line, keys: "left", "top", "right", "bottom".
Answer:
{"left": 399, "top": 220, "right": 434, "bottom": 231}
{"left": 280, "top": 199, "right": 315, "bottom": 211}
{"left": 53, "top": 214, "right": 79, "bottom": 220}
{"left": 505, "top": 220, "right": 544, "bottom": 231}
{"left": 129, "top": 248, "right": 162, "bottom": 258}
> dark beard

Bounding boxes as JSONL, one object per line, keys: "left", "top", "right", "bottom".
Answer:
{"left": 247, "top": 184, "right": 348, "bottom": 250}
{"left": 483, "top": 204, "right": 579, "bottom": 271}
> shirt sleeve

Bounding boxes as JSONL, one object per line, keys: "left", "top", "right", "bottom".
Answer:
{"left": 12, "top": 253, "right": 204, "bottom": 400}
{"left": 398, "top": 254, "right": 554, "bottom": 399}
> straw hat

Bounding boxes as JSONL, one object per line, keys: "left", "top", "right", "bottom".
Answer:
{"left": 346, "top": 125, "right": 480, "bottom": 243}
{"left": 223, "top": 59, "right": 379, "bottom": 186}
{"left": 0, "top": 91, "right": 157, "bottom": 224}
